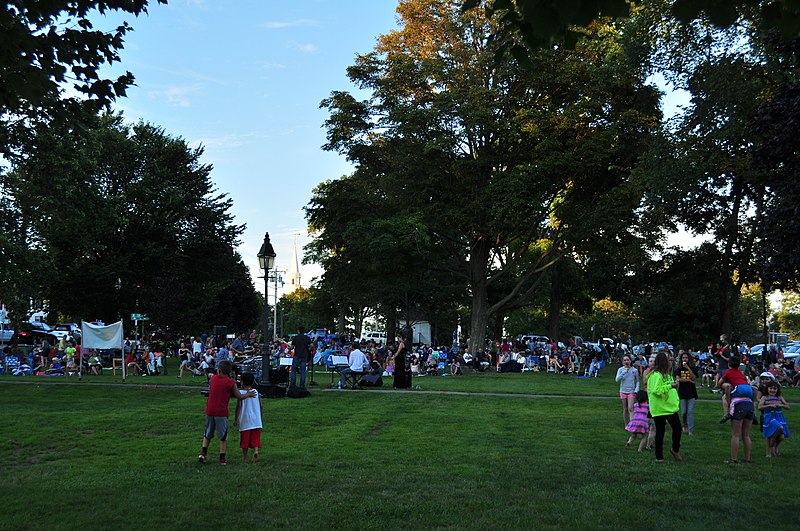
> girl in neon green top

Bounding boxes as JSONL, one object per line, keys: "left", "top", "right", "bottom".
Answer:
{"left": 646, "top": 352, "right": 682, "bottom": 462}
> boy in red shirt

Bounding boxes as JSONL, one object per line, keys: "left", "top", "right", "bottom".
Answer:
{"left": 198, "top": 360, "right": 255, "bottom": 465}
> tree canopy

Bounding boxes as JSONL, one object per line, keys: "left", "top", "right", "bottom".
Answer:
{"left": 314, "top": 0, "right": 662, "bottom": 352}
{"left": 0, "top": 0, "right": 166, "bottom": 155}
{"left": 1, "top": 107, "right": 259, "bottom": 333}
{"left": 460, "top": 0, "right": 800, "bottom": 57}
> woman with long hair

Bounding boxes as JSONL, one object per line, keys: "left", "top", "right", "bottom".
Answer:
{"left": 674, "top": 351, "right": 698, "bottom": 435}
{"left": 392, "top": 335, "right": 411, "bottom": 389}
{"left": 615, "top": 355, "right": 640, "bottom": 428}
{"left": 646, "top": 352, "right": 683, "bottom": 462}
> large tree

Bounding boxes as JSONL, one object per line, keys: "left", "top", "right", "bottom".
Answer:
{"left": 319, "top": 0, "right": 660, "bottom": 353}
{"left": 3, "top": 108, "right": 258, "bottom": 332}
{"left": 1, "top": 0, "right": 166, "bottom": 155}
{"left": 750, "top": 36, "right": 800, "bottom": 289}
{"left": 305, "top": 169, "right": 460, "bottom": 339}
{"left": 460, "top": 0, "right": 800, "bottom": 55}
{"left": 636, "top": 5, "right": 789, "bottom": 337}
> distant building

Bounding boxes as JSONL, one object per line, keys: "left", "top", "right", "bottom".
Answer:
{"left": 287, "top": 239, "right": 301, "bottom": 293}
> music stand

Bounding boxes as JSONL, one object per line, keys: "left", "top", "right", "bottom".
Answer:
{"left": 330, "top": 355, "right": 349, "bottom": 387}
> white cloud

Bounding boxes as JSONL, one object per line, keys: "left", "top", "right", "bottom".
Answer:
{"left": 148, "top": 84, "right": 202, "bottom": 107}
{"left": 258, "top": 61, "right": 286, "bottom": 70}
{"left": 181, "top": 0, "right": 208, "bottom": 8}
{"left": 289, "top": 41, "right": 318, "bottom": 54}
{"left": 190, "top": 132, "right": 260, "bottom": 151}
{"left": 262, "top": 19, "right": 320, "bottom": 29}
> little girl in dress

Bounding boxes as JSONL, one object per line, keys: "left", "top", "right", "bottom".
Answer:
{"left": 759, "top": 382, "right": 791, "bottom": 457}
{"left": 625, "top": 390, "right": 650, "bottom": 452}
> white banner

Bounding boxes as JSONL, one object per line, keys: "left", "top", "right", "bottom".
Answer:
{"left": 81, "top": 321, "right": 124, "bottom": 350}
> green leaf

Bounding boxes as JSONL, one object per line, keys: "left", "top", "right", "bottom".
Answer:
{"left": 510, "top": 44, "right": 534, "bottom": 69}
{"left": 461, "top": 0, "right": 482, "bottom": 12}
{"left": 598, "top": 0, "right": 631, "bottom": 19}
{"left": 672, "top": 0, "right": 703, "bottom": 23}
{"left": 705, "top": 1, "right": 740, "bottom": 27}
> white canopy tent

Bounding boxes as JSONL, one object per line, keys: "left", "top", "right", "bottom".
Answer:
{"left": 81, "top": 321, "right": 125, "bottom": 380}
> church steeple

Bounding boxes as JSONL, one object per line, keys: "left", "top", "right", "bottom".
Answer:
{"left": 287, "top": 236, "right": 301, "bottom": 293}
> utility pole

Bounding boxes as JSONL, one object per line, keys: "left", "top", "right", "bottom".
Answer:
{"left": 269, "top": 268, "right": 285, "bottom": 340}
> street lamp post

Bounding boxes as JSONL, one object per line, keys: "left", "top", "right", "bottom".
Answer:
{"left": 257, "top": 232, "right": 277, "bottom": 384}
{"left": 268, "top": 269, "right": 285, "bottom": 340}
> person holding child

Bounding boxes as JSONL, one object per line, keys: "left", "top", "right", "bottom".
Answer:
{"left": 720, "top": 355, "right": 755, "bottom": 464}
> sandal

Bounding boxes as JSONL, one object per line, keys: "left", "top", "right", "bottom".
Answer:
{"left": 670, "top": 449, "right": 683, "bottom": 462}
{"left": 723, "top": 459, "right": 738, "bottom": 464}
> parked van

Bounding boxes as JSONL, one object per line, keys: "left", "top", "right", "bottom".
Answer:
{"left": 519, "top": 335, "right": 549, "bottom": 347}
{"left": 361, "top": 331, "right": 387, "bottom": 344}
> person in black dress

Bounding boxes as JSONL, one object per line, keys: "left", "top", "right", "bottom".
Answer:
{"left": 392, "top": 335, "right": 411, "bottom": 389}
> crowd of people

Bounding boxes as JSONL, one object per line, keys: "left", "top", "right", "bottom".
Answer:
{"left": 0, "top": 336, "right": 110, "bottom": 377}
{"left": 1, "top": 326, "right": 793, "bottom": 465}
{"left": 618, "top": 336, "right": 792, "bottom": 463}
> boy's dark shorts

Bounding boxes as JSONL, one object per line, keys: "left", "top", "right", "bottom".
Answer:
{"left": 204, "top": 415, "right": 228, "bottom": 441}
{"left": 732, "top": 400, "right": 755, "bottom": 421}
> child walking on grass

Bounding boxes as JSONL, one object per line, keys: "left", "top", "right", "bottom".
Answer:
{"left": 625, "top": 390, "right": 650, "bottom": 452}
{"left": 198, "top": 360, "right": 254, "bottom": 465}
{"left": 235, "top": 372, "right": 264, "bottom": 463}
{"left": 759, "top": 381, "right": 790, "bottom": 458}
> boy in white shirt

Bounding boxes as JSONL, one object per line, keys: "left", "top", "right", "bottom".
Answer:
{"left": 235, "top": 372, "right": 264, "bottom": 463}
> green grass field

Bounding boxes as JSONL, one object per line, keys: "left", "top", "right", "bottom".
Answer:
{"left": 2, "top": 362, "right": 798, "bottom": 530}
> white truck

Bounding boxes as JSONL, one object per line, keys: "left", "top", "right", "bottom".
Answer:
{"left": 399, "top": 320, "right": 432, "bottom": 346}
{"left": 360, "top": 330, "right": 387, "bottom": 344}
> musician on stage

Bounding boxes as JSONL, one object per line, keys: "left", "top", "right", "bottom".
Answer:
{"left": 338, "top": 344, "right": 370, "bottom": 389}
{"left": 290, "top": 326, "right": 315, "bottom": 390}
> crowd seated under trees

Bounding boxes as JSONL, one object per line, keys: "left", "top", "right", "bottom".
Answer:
{"left": 3, "top": 329, "right": 796, "bottom": 391}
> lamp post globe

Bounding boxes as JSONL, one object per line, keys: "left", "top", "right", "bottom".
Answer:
{"left": 257, "top": 233, "right": 277, "bottom": 384}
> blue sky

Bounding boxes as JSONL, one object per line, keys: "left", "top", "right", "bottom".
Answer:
{"left": 93, "top": 0, "right": 690, "bottom": 296}
{"left": 95, "top": 0, "right": 400, "bottom": 293}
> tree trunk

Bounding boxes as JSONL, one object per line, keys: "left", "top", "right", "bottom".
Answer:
{"left": 467, "top": 237, "right": 492, "bottom": 355}
{"left": 492, "top": 309, "right": 505, "bottom": 341}
{"left": 385, "top": 306, "right": 397, "bottom": 345}
{"left": 337, "top": 304, "right": 346, "bottom": 335}
{"left": 468, "top": 287, "right": 489, "bottom": 356}
{"left": 354, "top": 307, "right": 364, "bottom": 338}
{"left": 719, "top": 180, "right": 743, "bottom": 339}
{"left": 719, "top": 284, "right": 738, "bottom": 340}
{"left": 548, "top": 263, "right": 561, "bottom": 343}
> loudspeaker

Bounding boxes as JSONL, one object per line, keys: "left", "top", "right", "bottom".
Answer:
{"left": 270, "top": 366, "right": 289, "bottom": 384}
{"left": 286, "top": 385, "right": 310, "bottom": 398}
{"left": 360, "top": 374, "right": 383, "bottom": 387}
{"left": 256, "top": 383, "right": 287, "bottom": 399}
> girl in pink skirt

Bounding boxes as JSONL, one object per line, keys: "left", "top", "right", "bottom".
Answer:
{"left": 626, "top": 390, "right": 650, "bottom": 452}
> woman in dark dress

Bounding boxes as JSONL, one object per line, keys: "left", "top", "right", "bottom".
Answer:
{"left": 392, "top": 335, "right": 411, "bottom": 389}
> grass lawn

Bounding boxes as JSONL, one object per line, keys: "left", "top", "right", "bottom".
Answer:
{"left": 2, "top": 364, "right": 799, "bottom": 530}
